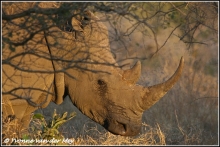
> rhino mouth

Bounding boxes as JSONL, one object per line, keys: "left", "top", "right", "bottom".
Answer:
{"left": 103, "top": 119, "right": 141, "bottom": 136}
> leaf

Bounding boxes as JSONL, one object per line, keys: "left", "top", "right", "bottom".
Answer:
{"left": 70, "top": 112, "right": 76, "bottom": 117}
{"left": 22, "top": 134, "right": 29, "bottom": 140}
{"left": 60, "top": 112, "right": 68, "bottom": 120}
{"left": 53, "top": 120, "right": 68, "bottom": 129}
{"left": 33, "top": 113, "right": 44, "bottom": 120}
{"left": 52, "top": 109, "right": 57, "bottom": 118}
{"left": 49, "top": 128, "right": 60, "bottom": 135}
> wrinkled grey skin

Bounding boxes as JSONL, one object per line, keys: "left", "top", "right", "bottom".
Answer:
{"left": 2, "top": 2, "right": 184, "bottom": 136}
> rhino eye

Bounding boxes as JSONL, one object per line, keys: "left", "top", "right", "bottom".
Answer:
{"left": 97, "top": 79, "right": 105, "bottom": 85}
{"left": 97, "top": 79, "right": 108, "bottom": 98}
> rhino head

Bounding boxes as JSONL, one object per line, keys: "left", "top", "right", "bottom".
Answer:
{"left": 2, "top": 4, "right": 184, "bottom": 137}
{"left": 52, "top": 11, "right": 184, "bottom": 136}
{"left": 63, "top": 57, "right": 184, "bottom": 136}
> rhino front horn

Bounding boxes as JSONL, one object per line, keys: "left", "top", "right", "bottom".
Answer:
{"left": 142, "top": 57, "right": 184, "bottom": 110}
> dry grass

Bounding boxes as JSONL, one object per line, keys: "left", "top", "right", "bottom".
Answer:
{"left": 71, "top": 123, "right": 166, "bottom": 145}
{"left": 2, "top": 119, "right": 167, "bottom": 145}
{"left": 3, "top": 114, "right": 217, "bottom": 146}
{"left": 2, "top": 117, "right": 26, "bottom": 145}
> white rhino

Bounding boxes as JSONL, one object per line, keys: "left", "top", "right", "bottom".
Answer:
{"left": 2, "top": 2, "right": 184, "bottom": 136}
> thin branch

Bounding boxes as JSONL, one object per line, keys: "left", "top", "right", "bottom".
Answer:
{"left": 170, "top": 2, "right": 186, "bottom": 16}
{"left": 2, "top": 7, "right": 60, "bottom": 21}
{"left": 150, "top": 23, "right": 182, "bottom": 58}
{"left": 2, "top": 87, "right": 54, "bottom": 96}
{"left": 2, "top": 25, "right": 54, "bottom": 47}
{"left": 179, "top": 22, "right": 200, "bottom": 41}
{"left": 3, "top": 84, "right": 54, "bottom": 107}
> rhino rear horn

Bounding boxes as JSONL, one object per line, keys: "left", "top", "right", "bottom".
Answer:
{"left": 142, "top": 57, "right": 184, "bottom": 110}
{"left": 122, "top": 61, "right": 141, "bottom": 85}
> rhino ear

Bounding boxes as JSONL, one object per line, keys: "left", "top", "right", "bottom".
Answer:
{"left": 71, "top": 17, "right": 83, "bottom": 32}
{"left": 122, "top": 61, "right": 141, "bottom": 85}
